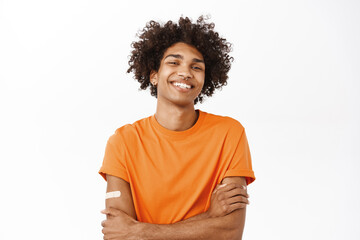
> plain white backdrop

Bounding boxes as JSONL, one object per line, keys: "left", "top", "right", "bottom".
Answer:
{"left": 1, "top": 0, "right": 359, "bottom": 239}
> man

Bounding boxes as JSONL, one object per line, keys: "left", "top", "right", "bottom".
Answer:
{"left": 99, "top": 16, "right": 255, "bottom": 239}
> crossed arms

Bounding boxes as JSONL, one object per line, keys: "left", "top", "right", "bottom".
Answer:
{"left": 101, "top": 174, "right": 250, "bottom": 240}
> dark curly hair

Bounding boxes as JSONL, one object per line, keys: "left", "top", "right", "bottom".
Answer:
{"left": 127, "top": 15, "right": 234, "bottom": 104}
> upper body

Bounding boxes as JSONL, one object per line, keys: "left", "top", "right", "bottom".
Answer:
{"left": 99, "top": 109, "right": 255, "bottom": 224}
{"left": 100, "top": 16, "right": 255, "bottom": 240}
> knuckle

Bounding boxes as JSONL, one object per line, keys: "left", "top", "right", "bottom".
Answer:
{"left": 218, "top": 190, "right": 226, "bottom": 197}
{"left": 236, "top": 183, "right": 244, "bottom": 189}
{"left": 238, "top": 188, "right": 248, "bottom": 196}
{"left": 237, "top": 184, "right": 245, "bottom": 190}
{"left": 236, "top": 203, "right": 245, "bottom": 209}
{"left": 222, "top": 204, "right": 229, "bottom": 212}
{"left": 234, "top": 188, "right": 242, "bottom": 195}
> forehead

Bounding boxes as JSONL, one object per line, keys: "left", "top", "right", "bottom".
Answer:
{"left": 162, "top": 42, "right": 204, "bottom": 60}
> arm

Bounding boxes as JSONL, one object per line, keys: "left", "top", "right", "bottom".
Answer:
{"left": 137, "top": 176, "right": 248, "bottom": 240}
{"left": 103, "top": 174, "right": 210, "bottom": 222}
{"left": 102, "top": 176, "right": 249, "bottom": 240}
{"left": 104, "top": 174, "right": 136, "bottom": 219}
{"left": 179, "top": 177, "right": 249, "bottom": 224}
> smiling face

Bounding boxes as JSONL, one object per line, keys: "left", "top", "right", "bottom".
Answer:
{"left": 150, "top": 42, "right": 206, "bottom": 107}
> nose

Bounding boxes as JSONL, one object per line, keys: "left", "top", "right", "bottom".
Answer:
{"left": 177, "top": 70, "right": 193, "bottom": 80}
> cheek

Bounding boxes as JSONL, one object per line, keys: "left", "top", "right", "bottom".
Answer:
{"left": 198, "top": 75, "right": 205, "bottom": 89}
{"left": 158, "top": 67, "right": 172, "bottom": 78}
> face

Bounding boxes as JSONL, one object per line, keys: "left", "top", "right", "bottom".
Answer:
{"left": 150, "top": 42, "right": 205, "bottom": 107}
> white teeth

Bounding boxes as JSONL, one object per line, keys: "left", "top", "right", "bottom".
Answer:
{"left": 173, "top": 82, "right": 191, "bottom": 89}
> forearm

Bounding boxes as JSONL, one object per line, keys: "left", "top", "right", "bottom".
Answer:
{"left": 136, "top": 208, "right": 246, "bottom": 240}
{"left": 177, "top": 211, "right": 209, "bottom": 223}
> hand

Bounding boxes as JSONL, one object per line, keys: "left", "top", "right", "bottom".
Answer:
{"left": 207, "top": 183, "right": 249, "bottom": 218}
{"left": 101, "top": 207, "right": 139, "bottom": 240}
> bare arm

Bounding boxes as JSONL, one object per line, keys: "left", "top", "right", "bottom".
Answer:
{"left": 104, "top": 174, "right": 136, "bottom": 219}
{"left": 102, "top": 176, "right": 249, "bottom": 240}
{"left": 136, "top": 176, "right": 247, "bottom": 240}
{"left": 179, "top": 177, "right": 248, "bottom": 224}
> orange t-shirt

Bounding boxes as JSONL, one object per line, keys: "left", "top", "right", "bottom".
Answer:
{"left": 99, "top": 109, "right": 255, "bottom": 224}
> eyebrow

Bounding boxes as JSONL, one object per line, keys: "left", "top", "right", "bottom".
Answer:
{"left": 164, "top": 54, "right": 205, "bottom": 63}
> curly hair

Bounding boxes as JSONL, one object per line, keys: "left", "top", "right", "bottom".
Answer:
{"left": 127, "top": 15, "right": 234, "bottom": 104}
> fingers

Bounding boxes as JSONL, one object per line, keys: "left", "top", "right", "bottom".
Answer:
{"left": 223, "top": 183, "right": 247, "bottom": 192}
{"left": 224, "top": 187, "right": 249, "bottom": 199}
{"left": 227, "top": 202, "right": 248, "bottom": 213}
{"left": 214, "top": 183, "right": 248, "bottom": 198}
{"left": 219, "top": 200, "right": 248, "bottom": 215}
{"left": 101, "top": 209, "right": 120, "bottom": 240}
{"left": 100, "top": 207, "right": 123, "bottom": 217}
{"left": 216, "top": 182, "right": 246, "bottom": 192}
{"left": 213, "top": 183, "right": 250, "bottom": 212}
{"left": 225, "top": 195, "right": 249, "bottom": 205}
{"left": 212, "top": 183, "right": 227, "bottom": 194}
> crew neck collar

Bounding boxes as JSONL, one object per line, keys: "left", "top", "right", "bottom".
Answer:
{"left": 150, "top": 109, "right": 206, "bottom": 140}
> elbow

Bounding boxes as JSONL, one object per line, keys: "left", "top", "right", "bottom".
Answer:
{"left": 213, "top": 219, "right": 243, "bottom": 240}
{"left": 224, "top": 227, "right": 243, "bottom": 240}
{"left": 217, "top": 220, "right": 244, "bottom": 240}
{"left": 223, "top": 209, "right": 246, "bottom": 240}
{"left": 231, "top": 230, "right": 243, "bottom": 240}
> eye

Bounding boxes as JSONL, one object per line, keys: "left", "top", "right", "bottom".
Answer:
{"left": 167, "top": 61, "right": 178, "bottom": 65}
{"left": 192, "top": 66, "right": 203, "bottom": 70}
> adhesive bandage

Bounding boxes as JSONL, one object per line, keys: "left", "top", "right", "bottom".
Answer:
{"left": 105, "top": 191, "right": 121, "bottom": 199}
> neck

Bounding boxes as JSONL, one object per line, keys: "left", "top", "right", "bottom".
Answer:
{"left": 154, "top": 100, "right": 199, "bottom": 131}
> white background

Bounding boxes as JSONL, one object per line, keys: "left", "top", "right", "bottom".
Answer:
{"left": 1, "top": 0, "right": 359, "bottom": 239}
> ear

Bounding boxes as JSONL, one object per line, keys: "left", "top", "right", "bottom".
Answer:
{"left": 150, "top": 70, "right": 158, "bottom": 85}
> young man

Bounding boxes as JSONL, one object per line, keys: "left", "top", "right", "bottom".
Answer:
{"left": 99, "top": 16, "right": 255, "bottom": 239}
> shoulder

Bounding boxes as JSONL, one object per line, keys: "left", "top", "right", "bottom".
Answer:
{"left": 203, "top": 111, "right": 245, "bottom": 133}
{"left": 109, "top": 116, "right": 151, "bottom": 144}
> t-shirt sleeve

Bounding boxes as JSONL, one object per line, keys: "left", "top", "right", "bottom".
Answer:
{"left": 98, "top": 131, "right": 129, "bottom": 182}
{"left": 224, "top": 121, "right": 256, "bottom": 185}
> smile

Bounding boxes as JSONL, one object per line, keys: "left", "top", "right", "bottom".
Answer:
{"left": 170, "top": 81, "right": 194, "bottom": 92}
{"left": 172, "top": 82, "right": 192, "bottom": 89}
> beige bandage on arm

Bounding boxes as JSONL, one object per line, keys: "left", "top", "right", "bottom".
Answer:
{"left": 105, "top": 191, "right": 121, "bottom": 199}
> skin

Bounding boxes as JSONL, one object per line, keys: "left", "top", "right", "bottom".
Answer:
{"left": 150, "top": 42, "right": 205, "bottom": 131}
{"left": 101, "top": 42, "right": 250, "bottom": 239}
{"left": 101, "top": 176, "right": 249, "bottom": 240}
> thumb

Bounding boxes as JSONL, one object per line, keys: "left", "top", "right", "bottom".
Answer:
{"left": 101, "top": 207, "right": 123, "bottom": 217}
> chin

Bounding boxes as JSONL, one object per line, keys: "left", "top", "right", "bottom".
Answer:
{"left": 170, "top": 98, "right": 195, "bottom": 107}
